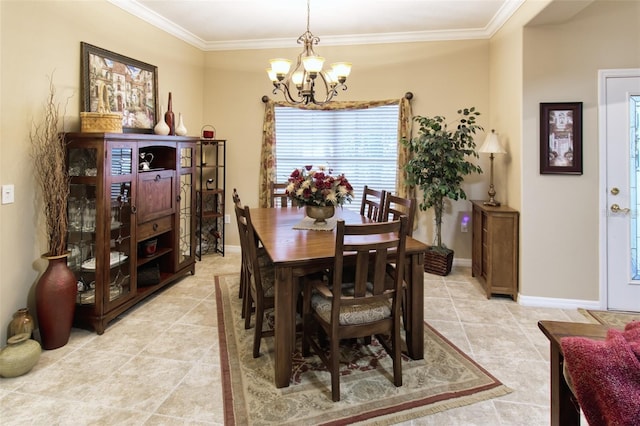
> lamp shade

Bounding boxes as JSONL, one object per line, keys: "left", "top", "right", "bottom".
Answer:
{"left": 478, "top": 129, "right": 506, "bottom": 154}
{"left": 270, "top": 58, "right": 292, "bottom": 76}
{"left": 331, "top": 62, "right": 352, "bottom": 78}
{"left": 302, "top": 55, "right": 325, "bottom": 73}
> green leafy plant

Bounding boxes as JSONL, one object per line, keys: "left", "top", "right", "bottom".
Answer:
{"left": 402, "top": 108, "right": 483, "bottom": 251}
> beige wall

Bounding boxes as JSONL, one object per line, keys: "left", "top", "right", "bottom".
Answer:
{"left": 1, "top": 0, "right": 638, "bottom": 345}
{"left": 0, "top": 1, "right": 204, "bottom": 344}
{"left": 521, "top": 0, "right": 640, "bottom": 301}
{"left": 206, "top": 40, "right": 491, "bottom": 255}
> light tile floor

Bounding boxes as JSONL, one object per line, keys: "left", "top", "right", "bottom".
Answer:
{"left": 0, "top": 252, "right": 591, "bottom": 425}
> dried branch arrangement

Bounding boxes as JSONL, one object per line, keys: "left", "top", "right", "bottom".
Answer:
{"left": 30, "top": 76, "right": 70, "bottom": 257}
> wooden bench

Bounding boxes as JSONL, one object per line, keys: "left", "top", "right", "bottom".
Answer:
{"left": 537, "top": 320, "right": 611, "bottom": 426}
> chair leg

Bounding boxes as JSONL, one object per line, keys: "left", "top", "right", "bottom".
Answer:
{"left": 244, "top": 288, "right": 253, "bottom": 330}
{"left": 393, "top": 324, "right": 402, "bottom": 387}
{"left": 253, "top": 296, "right": 263, "bottom": 358}
{"left": 239, "top": 264, "right": 245, "bottom": 299}
{"left": 301, "top": 280, "right": 311, "bottom": 357}
{"left": 330, "top": 335, "right": 341, "bottom": 402}
{"left": 240, "top": 266, "right": 247, "bottom": 318}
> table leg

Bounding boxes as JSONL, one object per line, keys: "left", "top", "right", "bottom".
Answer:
{"left": 549, "top": 340, "right": 581, "bottom": 426}
{"left": 406, "top": 252, "right": 424, "bottom": 359}
{"left": 274, "top": 266, "right": 294, "bottom": 388}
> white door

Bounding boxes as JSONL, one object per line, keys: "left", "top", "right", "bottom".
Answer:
{"left": 601, "top": 69, "right": 640, "bottom": 312}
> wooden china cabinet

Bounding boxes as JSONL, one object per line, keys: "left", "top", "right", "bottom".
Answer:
{"left": 65, "top": 133, "right": 197, "bottom": 334}
{"left": 471, "top": 200, "right": 519, "bottom": 300}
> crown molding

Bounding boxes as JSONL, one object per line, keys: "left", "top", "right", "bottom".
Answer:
{"left": 109, "top": 0, "right": 525, "bottom": 52}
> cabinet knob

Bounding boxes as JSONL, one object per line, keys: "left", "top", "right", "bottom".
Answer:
{"left": 153, "top": 223, "right": 158, "bottom": 231}
{"left": 154, "top": 174, "right": 161, "bottom": 182}
{"left": 131, "top": 205, "right": 137, "bottom": 214}
{"left": 176, "top": 195, "right": 182, "bottom": 202}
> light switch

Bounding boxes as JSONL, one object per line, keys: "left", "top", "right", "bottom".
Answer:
{"left": 2, "top": 184, "right": 15, "bottom": 204}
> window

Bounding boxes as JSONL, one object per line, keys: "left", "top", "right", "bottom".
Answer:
{"left": 274, "top": 105, "right": 399, "bottom": 211}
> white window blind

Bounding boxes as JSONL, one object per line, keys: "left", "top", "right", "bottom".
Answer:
{"left": 274, "top": 105, "right": 399, "bottom": 212}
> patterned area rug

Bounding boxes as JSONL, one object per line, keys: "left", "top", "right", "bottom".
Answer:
{"left": 215, "top": 274, "right": 511, "bottom": 425}
{"left": 579, "top": 309, "right": 640, "bottom": 328}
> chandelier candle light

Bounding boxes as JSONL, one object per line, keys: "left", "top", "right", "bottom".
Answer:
{"left": 266, "top": 0, "right": 352, "bottom": 105}
{"left": 478, "top": 129, "right": 507, "bottom": 206}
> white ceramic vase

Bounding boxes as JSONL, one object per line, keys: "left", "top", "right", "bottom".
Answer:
{"left": 154, "top": 109, "right": 170, "bottom": 135}
{"left": 175, "top": 113, "right": 188, "bottom": 136}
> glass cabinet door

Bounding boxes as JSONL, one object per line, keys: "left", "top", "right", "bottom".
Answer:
{"left": 68, "top": 183, "right": 98, "bottom": 305}
{"left": 178, "top": 144, "right": 195, "bottom": 267}
{"left": 106, "top": 181, "right": 133, "bottom": 304}
{"left": 106, "top": 146, "right": 135, "bottom": 306}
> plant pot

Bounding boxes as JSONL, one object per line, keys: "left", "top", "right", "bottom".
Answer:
{"left": 35, "top": 253, "right": 77, "bottom": 350}
{"left": 305, "top": 205, "right": 335, "bottom": 224}
{"left": 424, "top": 247, "right": 454, "bottom": 276}
{"left": 8, "top": 308, "right": 35, "bottom": 339}
{"left": 0, "top": 333, "right": 41, "bottom": 378}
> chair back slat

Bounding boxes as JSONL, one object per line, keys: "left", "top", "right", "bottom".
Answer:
{"left": 382, "top": 194, "right": 416, "bottom": 236}
{"left": 360, "top": 185, "right": 387, "bottom": 222}
{"left": 270, "top": 182, "right": 291, "bottom": 208}
{"left": 234, "top": 204, "right": 263, "bottom": 286}
{"left": 332, "top": 218, "right": 407, "bottom": 314}
{"left": 232, "top": 188, "right": 242, "bottom": 208}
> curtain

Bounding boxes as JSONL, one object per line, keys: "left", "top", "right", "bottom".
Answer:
{"left": 259, "top": 94, "right": 414, "bottom": 208}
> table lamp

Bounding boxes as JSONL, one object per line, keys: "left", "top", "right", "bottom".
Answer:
{"left": 478, "top": 129, "right": 506, "bottom": 206}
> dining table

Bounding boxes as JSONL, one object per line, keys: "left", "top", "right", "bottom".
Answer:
{"left": 249, "top": 206, "right": 428, "bottom": 388}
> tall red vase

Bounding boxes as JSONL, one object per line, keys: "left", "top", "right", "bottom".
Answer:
{"left": 35, "top": 253, "right": 77, "bottom": 350}
{"left": 164, "top": 92, "right": 175, "bottom": 136}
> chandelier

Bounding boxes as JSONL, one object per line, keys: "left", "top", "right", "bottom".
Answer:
{"left": 266, "top": 0, "right": 352, "bottom": 105}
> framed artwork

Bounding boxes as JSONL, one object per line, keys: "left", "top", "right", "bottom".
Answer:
{"left": 81, "top": 42, "right": 158, "bottom": 133}
{"left": 540, "top": 102, "right": 583, "bottom": 175}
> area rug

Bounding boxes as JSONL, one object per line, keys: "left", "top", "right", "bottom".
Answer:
{"left": 215, "top": 274, "right": 511, "bottom": 425}
{"left": 579, "top": 308, "right": 640, "bottom": 328}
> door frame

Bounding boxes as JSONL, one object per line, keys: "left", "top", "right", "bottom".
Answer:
{"left": 598, "top": 68, "right": 640, "bottom": 310}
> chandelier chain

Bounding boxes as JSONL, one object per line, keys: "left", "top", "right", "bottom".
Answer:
{"left": 265, "top": 0, "right": 351, "bottom": 105}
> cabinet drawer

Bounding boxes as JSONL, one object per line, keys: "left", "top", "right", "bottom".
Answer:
{"left": 137, "top": 170, "right": 176, "bottom": 223}
{"left": 138, "top": 215, "right": 172, "bottom": 241}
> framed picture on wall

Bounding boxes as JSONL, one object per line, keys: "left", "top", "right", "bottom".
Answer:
{"left": 81, "top": 42, "right": 158, "bottom": 133}
{"left": 540, "top": 102, "right": 583, "bottom": 175}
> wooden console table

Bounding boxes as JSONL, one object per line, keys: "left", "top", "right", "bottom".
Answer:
{"left": 471, "top": 201, "right": 519, "bottom": 300}
{"left": 537, "top": 320, "right": 611, "bottom": 426}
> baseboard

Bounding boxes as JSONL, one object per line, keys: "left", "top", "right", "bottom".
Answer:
{"left": 518, "top": 294, "right": 603, "bottom": 310}
{"left": 224, "top": 245, "right": 241, "bottom": 254}
{"left": 453, "top": 257, "right": 471, "bottom": 268}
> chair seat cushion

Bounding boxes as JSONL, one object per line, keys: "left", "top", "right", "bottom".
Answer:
{"left": 257, "top": 264, "right": 276, "bottom": 298}
{"left": 311, "top": 287, "right": 391, "bottom": 325}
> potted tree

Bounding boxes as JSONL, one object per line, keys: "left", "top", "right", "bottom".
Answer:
{"left": 402, "top": 107, "right": 483, "bottom": 276}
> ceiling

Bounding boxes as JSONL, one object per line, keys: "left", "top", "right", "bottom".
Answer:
{"left": 108, "top": 0, "right": 526, "bottom": 51}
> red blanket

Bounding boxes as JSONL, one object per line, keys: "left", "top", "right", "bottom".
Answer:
{"left": 561, "top": 321, "right": 640, "bottom": 426}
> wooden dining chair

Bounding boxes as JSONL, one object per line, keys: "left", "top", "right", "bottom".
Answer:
{"left": 382, "top": 193, "right": 416, "bottom": 236}
{"left": 232, "top": 189, "right": 269, "bottom": 319}
{"left": 269, "top": 182, "right": 291, "bottom": 208}
{"left": 234, "top": 203, "right": 275, "bottom": 357}
{"left": 301, "top": 216, "right": 408, "bottom": 401}
{"left": 359, "top": 185, "right": 386, "bottom": 222}
{"left": 232, "top": 189, "right": 247, "bottom": 304}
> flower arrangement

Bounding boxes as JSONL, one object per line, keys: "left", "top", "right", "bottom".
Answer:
{"left": 286, "top": 165, "right": 354, "bottom": 207}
